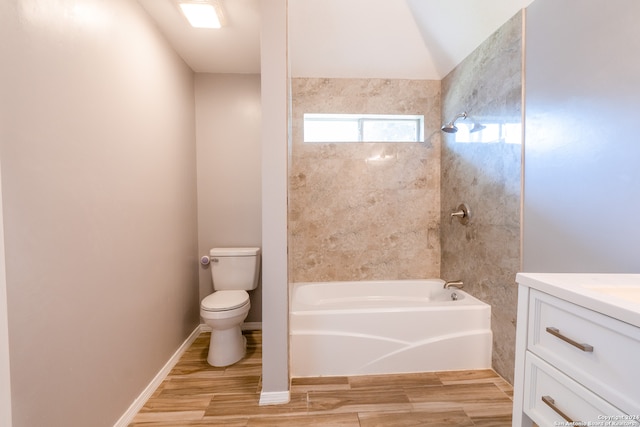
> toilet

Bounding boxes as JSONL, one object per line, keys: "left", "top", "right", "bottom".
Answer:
{"left": 200, "top": 247, "right": 261, "bottom": 367}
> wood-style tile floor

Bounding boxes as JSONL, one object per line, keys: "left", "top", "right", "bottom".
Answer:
{"left": 130, "top": 331, "right": 514, "bottom": 426}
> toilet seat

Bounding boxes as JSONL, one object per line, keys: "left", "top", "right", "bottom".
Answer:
{"left": 201, "top": 290, "right": 249, "bottom": 312}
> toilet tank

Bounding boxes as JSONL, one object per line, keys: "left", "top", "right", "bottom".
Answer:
{"left": 209, "top": 247, "right": 261, "bottom": 291}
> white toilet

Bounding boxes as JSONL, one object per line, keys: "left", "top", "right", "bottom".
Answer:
{"left": 200, "top": 247, "right": 260, "bottom": 367}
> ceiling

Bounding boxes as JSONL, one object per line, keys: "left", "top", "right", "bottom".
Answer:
{"left": 138, "top": 0, "right": 535, "bottom": 79}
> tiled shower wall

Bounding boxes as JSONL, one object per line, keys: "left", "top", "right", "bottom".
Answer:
{"left": 289, "top": 78, "right": 442, "bottom": 282}
{"left": 440, "top": 11, "right": 523, "bottom": 384}
{"left": 289, "top": 12, "right": 522, "bottom": 383}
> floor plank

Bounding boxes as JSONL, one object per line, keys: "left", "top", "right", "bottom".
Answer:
{"left": 129, "top": 331, "right": 514, "bottom": 426}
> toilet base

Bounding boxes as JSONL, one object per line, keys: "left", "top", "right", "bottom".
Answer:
{"left": 207, "top": 326, "right": 247, "bottom": 367}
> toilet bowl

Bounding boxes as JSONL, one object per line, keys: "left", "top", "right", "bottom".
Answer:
{"left": 200, "top": 290, "right": 251, "bottom": 366}
{"left": 200, "top": 247, "right": 260, "bottom": 367}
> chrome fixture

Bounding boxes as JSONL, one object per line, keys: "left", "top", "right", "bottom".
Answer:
{"left": 200, "top": 255, "right": 211, "bottom": 266}
{"left": 441, "top": 112, "right": 467, "bottom": 133}
{"left": 200, "top": 255, "right": 219, "bottom": 266}
{"left": 444, "top": 280, "right": 464, "bottom": 289}
{"left": 450, "top": 203, "right": 471, "bottom": 225}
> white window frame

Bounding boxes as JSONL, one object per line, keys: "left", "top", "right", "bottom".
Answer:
{"left": 303, "top": 113, "right": 424, "bottom": 143}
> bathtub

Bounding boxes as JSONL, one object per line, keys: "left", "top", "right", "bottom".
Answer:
{"left": 290, "top": 279, "right": 492, "bottom": 377}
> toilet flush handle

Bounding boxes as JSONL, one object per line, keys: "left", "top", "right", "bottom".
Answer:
{"left": 200, "top": 255, "right": 220, "bottom": 266}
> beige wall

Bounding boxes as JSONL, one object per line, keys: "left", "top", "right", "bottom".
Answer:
{"left": 441, "top": 11, "right": 523, "bottom": 384}
{"left": 523, "top": 0, "right": 640, "bottom": 272}
{"left": 259, "top": 0, "right": 290, "bottom": 398}
{"left": 195, "top": 73, "right": 262, "bottom": 323}
{"left": 289, "top": 78, "right": 441, "bottom": 282}
{"left": 0, "top": 163, "right": 11, "bottom": 425}
{"left": 0, "top": 1, "right": 199, "bottom": 425}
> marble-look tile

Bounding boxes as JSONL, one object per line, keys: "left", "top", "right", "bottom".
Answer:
{"left": 289, "top": 78, "right": 442, "bottom": 283}
{"left": 440, "top": 11, "right": 523, "bottom": 386}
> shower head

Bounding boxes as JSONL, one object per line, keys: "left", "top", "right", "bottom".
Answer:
{"left": 440, "top": 123, "right": 458, "bottom": 133}
{"left": 441, "top": 112, "right": 467, "bottom": 133}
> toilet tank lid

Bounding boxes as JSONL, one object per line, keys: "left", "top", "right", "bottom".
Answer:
{"left": 209, "top": 247, "right": 261, "bottom": 257}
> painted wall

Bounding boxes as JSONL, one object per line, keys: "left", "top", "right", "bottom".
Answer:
{"left": 523, "top": 0, "right": 640, "bottom": 273}
{"left": 289, "top": 78, "right": 442, "bottom": 282}
{"left": 259, "top": 0, "right": 290, "bottom": 398}
{"left": 0, "top": 163, "right": 12, "bottom": 426}
{"left": 195, "top": 73, "right": 262, "bottom": 323}
{"left": 441, "top": 12, "right": 523, "bottom": 384}
{"left": 0, "top": 1, "right": 199, "bottom": 425}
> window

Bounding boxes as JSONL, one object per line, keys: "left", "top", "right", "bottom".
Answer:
{"left": 303, "top": 114, "right": 424, "bottom": 143}
{"left": 452, "top": 122, "right": 521, "bottom": 144}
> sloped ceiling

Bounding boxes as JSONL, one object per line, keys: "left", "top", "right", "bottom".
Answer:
{"left": 138, "top": 0, "right": 535, "bottom": 79}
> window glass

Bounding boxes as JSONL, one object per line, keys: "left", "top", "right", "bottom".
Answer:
{"left": 304, "top": 114, "right": 424, "bottom": 143}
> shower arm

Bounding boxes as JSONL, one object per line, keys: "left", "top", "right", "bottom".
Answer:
{"left": 450, "top": 112, "right": 467, "bottom": 124}
{"left": 441, "top": 112, "right": 468, "bottom": 133}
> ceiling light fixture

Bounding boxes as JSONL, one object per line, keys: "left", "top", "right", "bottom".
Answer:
{"left": 178, "top": 1, "right": 225, "bottom": 29}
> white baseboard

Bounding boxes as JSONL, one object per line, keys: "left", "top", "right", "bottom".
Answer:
{"left": 113, "top": 324, "right": 204, "bottom": 427}
{"left": 259, "top": 390, "right": 291, "bottom": 406}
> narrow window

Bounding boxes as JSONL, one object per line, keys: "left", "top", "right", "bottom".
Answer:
{"left": 304, "top": 114, "right": 424, "bottom": 143}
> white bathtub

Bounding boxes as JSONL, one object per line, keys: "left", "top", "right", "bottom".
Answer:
{"left": 290, "top": 279, "right": 492, "bottom": 377}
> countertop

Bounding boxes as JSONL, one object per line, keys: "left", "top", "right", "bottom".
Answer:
{"left": 516, "top": 273, "right": 640, "bottom": 328}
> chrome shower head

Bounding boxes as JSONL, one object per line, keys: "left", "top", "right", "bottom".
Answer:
{"left": 441, "top": 112, "right": 467, "bottom": 133}
{"left": 441, "top": 123, "right": 458, "bottom": 133}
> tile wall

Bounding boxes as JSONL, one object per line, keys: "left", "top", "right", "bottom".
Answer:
{"left": 289, "top": 78, "right": 442, "bottom": 282}
{"left": 288, "top": 11, "right": 523, "bottom": 384}
{"left": 440, "top": 11, "right": 523, "bottom": 384}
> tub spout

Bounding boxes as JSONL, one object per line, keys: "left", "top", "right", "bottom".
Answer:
{"left": 444, "top": 280, "right": 464, "bottom": 289}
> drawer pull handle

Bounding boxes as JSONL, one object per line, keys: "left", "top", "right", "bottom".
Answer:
{"left": 542, "top": 395, "right": 579, "bottom": 424}
{"left": 546, "top": 327, "right": 594, "bottom": 352}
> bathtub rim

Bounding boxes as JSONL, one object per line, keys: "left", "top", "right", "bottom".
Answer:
{"left": 290, "top": 278, "right": 489, "bottom": 314}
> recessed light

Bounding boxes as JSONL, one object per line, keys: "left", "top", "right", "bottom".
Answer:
{"left": 178, "top": 1, "right": 223, "bottom": 29}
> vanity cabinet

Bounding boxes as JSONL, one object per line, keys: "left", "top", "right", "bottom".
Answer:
{"left": 512, "top": 274, "right": 640, "bottom": 427}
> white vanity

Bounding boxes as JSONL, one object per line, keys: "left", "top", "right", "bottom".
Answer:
{"left": 512, "top": 273, "right": 640, "bottom": 427}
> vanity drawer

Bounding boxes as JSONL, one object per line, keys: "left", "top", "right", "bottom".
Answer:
{"left": 523, "top": 352, "right": 637, "bottom": 426}
{"left": 528, "top": 289, "right": 640, "bottom": 415}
